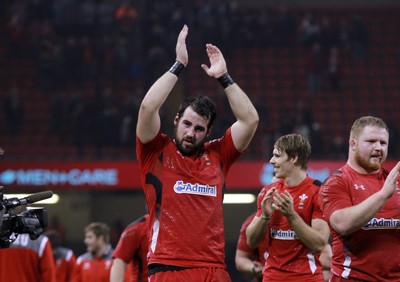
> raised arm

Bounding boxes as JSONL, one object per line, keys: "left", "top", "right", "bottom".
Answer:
{"left": 136, "top": 25, "right": 189, "bottom": 143}
{"left": 201, "top": 44, "right": 259, "bottom": 152}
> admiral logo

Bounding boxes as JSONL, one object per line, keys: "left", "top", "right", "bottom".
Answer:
{"left": 363, "top": 218, "right": 400, "bottom": 230}
{"left": 173, "top": 181, "right": 217, "bottom": 197}
{"left": 270, "top": 228, "right": 298, "bottom": 240}
{"left": 0, "top": 169, "right": 118, "bottom": 186}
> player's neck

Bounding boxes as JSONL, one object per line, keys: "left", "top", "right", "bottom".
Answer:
{"left": 95, "top": 243, "right": 108, "bottom": 258}
{"left": 283, "top": 170, "right": 307, "bottom": 187}
{"left": 347, "top": 160, "right": 380, "bottom": 175}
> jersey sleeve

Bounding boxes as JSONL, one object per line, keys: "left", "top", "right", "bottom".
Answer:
{"left": 40, "top": 240, "right": 57, "bottom": 282}
{"left": 319, "top": 174, "right": 352, "bottom": 221}
{"left": 136, "top": 131, "right": 165, "bottom": 163}
{"left": 214, "top": 127, "right": 241, "bottom": 175}
{"left": 66, "top": 252, "right": 77, "bottom": 281}
{"left": 72, "top": 258, "right": 83, "bottom": 282}
{"left": 236, "top": 214, "right": 256, "bottom": 253}
{"left": 113, "top": 224, "right": 141, "bottom": 263}
{"left": 311, "top": 185, "right": 325, "bottom": 221}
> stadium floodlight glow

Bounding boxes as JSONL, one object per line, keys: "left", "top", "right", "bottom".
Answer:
{"left": 4, "top": 193, "right": 59, "bottom": 205}
{"left": 223, "top": 193, "right": 256, "bottom": 204}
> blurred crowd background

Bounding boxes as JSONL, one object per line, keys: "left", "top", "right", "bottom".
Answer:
{"left": 1, "top": 0, "right": 400, "bottom": 162}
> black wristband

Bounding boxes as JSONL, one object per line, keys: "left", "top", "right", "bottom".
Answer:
{"left": 217, "top": 73, "right": 235, "bottom": 89}
{"left": 169, "top": 60, "right": 185, "bottom": 77}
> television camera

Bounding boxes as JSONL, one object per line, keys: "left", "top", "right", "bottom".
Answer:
{"left": 0, "top": 187, "right": 53, "bottom": 248}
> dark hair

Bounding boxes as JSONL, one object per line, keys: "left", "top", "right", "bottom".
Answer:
{"left": 274, "top": 134, "right": 311, "bottom": 170}
{"left": 177, "top": 96, "right": 217, "bottom": 130}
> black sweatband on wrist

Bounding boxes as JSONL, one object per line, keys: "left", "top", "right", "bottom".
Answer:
{"left": 217, "top": 73, "right": 235, "bottom": 89}
{"left": 169, "top": 60, "right": 185, "bottom": 77}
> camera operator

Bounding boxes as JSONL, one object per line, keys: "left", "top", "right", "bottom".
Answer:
{"left": 0, "top": 206, "right": 56, "bottom": 282}
{"left": 0, "top": 145, "right": 57, "bottom": 281}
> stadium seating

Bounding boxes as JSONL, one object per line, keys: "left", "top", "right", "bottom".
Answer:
{"left": 1, "top": 6, "right": 399, "bottom": 160}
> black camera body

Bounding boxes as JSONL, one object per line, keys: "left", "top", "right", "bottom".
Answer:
{"left": 0, "top": 187, "right": 53, "bottom": 248}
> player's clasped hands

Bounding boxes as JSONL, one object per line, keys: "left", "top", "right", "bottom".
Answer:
{"left": 271, "top": 190, "right": 295, "bottom": 217}
{"left": 261, "top": 189, "right": 295, "bottom": 217}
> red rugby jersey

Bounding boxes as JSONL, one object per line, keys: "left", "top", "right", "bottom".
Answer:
{"left": 237, "top": 212, "right": 269, "bottom": 266}
{"left": 136, "top": 128, "right": 240, "bottom": 268}
{"left": 53, "top": 246, "right": 77, "bottom": 282}
{"left": 74, "top": 245, "right": 114, "bottom": 282}
{"left": 0, "top": 234, "right": 57, "bottom": 282}
{"left": 257, "top": 177, "right": 325, "bottom": 282}
{"left": 319, "top": 164, "right": 400, "bottom": 281}
{"left": 112, "top": 214, "right": 149, "bottom": 282}
{"left": 237, "top": 212, "right": 269, "bottom": 282}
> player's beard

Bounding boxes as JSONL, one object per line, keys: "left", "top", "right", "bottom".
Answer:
{"left": 354, "top": 148, "right": 382, "bottom": 173}
{"left": 88, "top": 244, "right": 97, "bottom": 256}
{"left": 89, "top": 243, "right": 102, "bottom": 257}
{"left": 174, "top": 130, "right": 205, "bottom": 156}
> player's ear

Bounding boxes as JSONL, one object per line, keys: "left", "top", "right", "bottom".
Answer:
{"left": 206, "top": 126, "right": 212, "bottom": 137}
{"left": 291, "top": 155, "right": 299, "bottom": 165}
{"left": 349, "top": 138, "right": 356, "bottom": 151}
{"left": 174, "top": 114, "right": 179, "bottom": 126}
